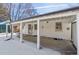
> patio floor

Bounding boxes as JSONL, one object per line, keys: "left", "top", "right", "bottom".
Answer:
{"left": 23, "top": 34, "right": 77, "bottom": 55}
{"left": 0, "top": 33, "right": 61, "bottom": 55}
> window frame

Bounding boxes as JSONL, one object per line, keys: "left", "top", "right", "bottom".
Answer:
{"left": 34, "top": 24, "right": 37, "bottom": 30}
{"left": 55, "top": 22, "right": 62, "bottom": 31}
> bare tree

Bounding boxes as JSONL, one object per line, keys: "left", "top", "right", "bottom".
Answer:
{"left": 14, "top": 3, "right": 38, "bottom": 20}
{"left": 0, "top": 3, "right": 9, "bottom": 21}
{"left": 4, "top": 3, "right": 38, "bottom": 41}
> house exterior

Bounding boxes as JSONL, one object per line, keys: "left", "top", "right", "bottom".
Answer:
{"left": 6, "top": 6, "right": 79, "bottom": 54}
{"left": 0, "top": 21, "right": 10, "bottom": 33}
{"left": 22, "top": 18, "right": 72, "bottom": 40}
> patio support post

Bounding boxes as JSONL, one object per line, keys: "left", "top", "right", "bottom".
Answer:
{"left": 6, "top": 24, "right": 8, "bottom": 37}
{"left": 20, "top": 22, "right": 23, "bottom": 42}
{"left": 32, "top": 23, "right": 34, "bottom": 35}
{"left": 37, "top": 19, "right": 40, "bottom": 49}
{"left": 11, "top": 24, "right": 13, "bottom": 38}
{"left": 77, "top": 14, "right": 79, "bottom": 55}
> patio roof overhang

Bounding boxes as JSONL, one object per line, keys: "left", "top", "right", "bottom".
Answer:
{"left": 0, "top": 20, "right": 10, "bottom": 25}
{"left": 11, "top": 6, "right": 79, "bottom": 24}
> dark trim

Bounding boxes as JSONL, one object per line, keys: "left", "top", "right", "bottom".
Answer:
{"left": 12, "top": 6, "right": 79, "bottom": 23}
{"left": 72, "top": 22, "right": 76, "bottom": 24}
{"left": 71, "top": 23, "right": 72, "bottom": 41}
{"left": 71, "top": 40, "right": 77, "bottom": 50}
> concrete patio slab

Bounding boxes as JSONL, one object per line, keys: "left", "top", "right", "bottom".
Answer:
{"left": 23, "top": 34, "right": 77, "bottom": 55}
{"left": 0, "top": 33, "right": 61, "bottom": 55}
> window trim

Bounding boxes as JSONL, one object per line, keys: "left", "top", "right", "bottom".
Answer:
{"left": 55, "top": 22, "right": 62, "bottom": 31}
{"left": 34, "top": 24, "right": 37, "bottom": 30}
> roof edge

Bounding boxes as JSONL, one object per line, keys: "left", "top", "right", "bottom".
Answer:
{"left": 12, "top": 6, "right": 79, "bottom": 22}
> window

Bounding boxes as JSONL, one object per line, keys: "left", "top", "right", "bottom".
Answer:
{"left": 34, "top": 24, "right": 37, "bottom": 30}
{"left": 28, "top": 24, "right": 31, "bottom": 30}
{"left": 55, "top": 22, "right": 62, "bottom": 31}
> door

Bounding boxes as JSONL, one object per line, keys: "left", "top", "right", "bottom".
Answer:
{"left": 28, "top": 24, "right": 32, "bottom": 35}
{"left": 72, "top": 22, "right": 77, "bottom": 48}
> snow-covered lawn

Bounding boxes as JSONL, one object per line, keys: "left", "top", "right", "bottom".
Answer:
{"left": 0, "top": 33, "right": 61, "bottom": 55}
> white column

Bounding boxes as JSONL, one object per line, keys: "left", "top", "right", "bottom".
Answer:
{"left": 12, "top": 25, "right": 13, "bottom": 34}
{"left": 11, "top": 24, "right": 13, "bottom": 38}
{"left": 76, "top": 14, "right": 79, "bottom": 55}
{"left": 37, "top": 19, "right": 40, "bottom": 49}
{"left": 20, "top": 22, "right": 23, "bottom": 42}
{"left": 6, "top": 24, "right": 8, "bottom": 37}
{"left": 32, "top": 23, "right": 34, "bottom": 35}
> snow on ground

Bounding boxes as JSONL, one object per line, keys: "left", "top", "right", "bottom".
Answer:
{"left": 0, "top": 33, "right": 61, "bottom": 55}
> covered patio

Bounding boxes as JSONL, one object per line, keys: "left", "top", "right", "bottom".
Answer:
{"left": 23, "top": 34, "right": 76, "bottom": 55}
{"left": 5, "top": 7, "right": 79, "bottom": 55}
